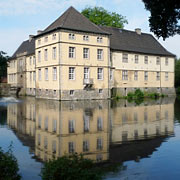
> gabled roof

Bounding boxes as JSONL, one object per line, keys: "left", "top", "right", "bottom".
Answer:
{"left": 101, "top": 26, "right": 175, "bottom": 57}
{"left": 39, "top": 6, "right": 110, "bottom": 36}
{"left": 11, "top": 39, "right": 35, "bottom": 59}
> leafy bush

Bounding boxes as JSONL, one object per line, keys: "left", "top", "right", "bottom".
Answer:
{"left": 127, "top": 92, "right": 134, "bottom": 99}
{"left": 147, "top": 92, "right": 160, "bottom": 99}
{"left": 41, "top": 154, "right": 103, "bottom": 180}
{"left": 0, "top": 146, "right": 21, "bottom": 180}
{"left": 134, "top": 89, "right": 144, "bottom": 99}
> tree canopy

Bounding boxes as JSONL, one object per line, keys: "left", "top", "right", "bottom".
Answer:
{"left": 81, "top": 7, "right": 128, "bottom": 28}
{"left": 175, "top": 59, "right": 180, "bottom": 88}
{"left": 142, "top": 0, "right": 180, "bottom": 40}
{"left": 0, "top": 51, "right": 8, "bottom": 82}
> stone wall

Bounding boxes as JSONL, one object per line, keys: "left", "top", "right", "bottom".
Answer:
{"left": 111, "top": 87, "right": 176, "bottom": 97}
{"left": 0, "top": 83, "right": 10, "bottom": 96}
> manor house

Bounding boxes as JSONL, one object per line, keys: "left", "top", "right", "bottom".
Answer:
{"left": 7, "top": 7, "right": 175, "bottom": 100}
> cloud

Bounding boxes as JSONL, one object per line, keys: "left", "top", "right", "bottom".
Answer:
{"left": 0, "top": 0, "right": 96, "bottom": 16}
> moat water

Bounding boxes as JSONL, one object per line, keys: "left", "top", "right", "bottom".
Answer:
{"left": 0, "top": 96, "right": 180, "bottom": 180}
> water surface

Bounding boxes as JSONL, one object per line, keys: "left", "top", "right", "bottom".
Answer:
{"left": 0, "top": 97, "right": 180, "bottom": 179}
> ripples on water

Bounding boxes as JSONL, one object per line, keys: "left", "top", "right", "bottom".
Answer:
{"left": 0, "top": 97, "right": 180, "bottom": 180}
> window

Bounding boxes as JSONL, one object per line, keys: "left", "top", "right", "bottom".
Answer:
{"left": 53, "top": 67, "right": 57, "bottom": 81}
{"left": 156, "top": 72, "right": 160, "bottom": 80}
{"left": 38, "top": 134, "right": 41, "bottom": 145}
{"left": 69, "top": 142, "right": 75, "bottom": 153}
{"left": 70, "top": 90, "right": 74, "bottom": 95}
{"left": 135, "top": 55, "right": 138, "bottom": 63}
{"left": 44, "top": 49, "right": 48, "bottom": 61}
{"left": 52, "top": 119, "right": 57, "bottom": 132}
{"left": 97, "top": 117, "right": 103, "bottom": 131}
{"left": 69, "top": 47, "right": 75, "bottom": 58}
{"left": 52, "top": 141, "right": 56, "bottom": 153}
{"left": 83, "top": 141, "right": 89, "bottom": 152}
{"left": 83, "top": 48, "right": 89, "bottom": 59}
{"left": 33, "top": 56, "right": 35, "bottom": 65}
{"left": 99, "top": 89, "right": 103, "bottom": 93}
{"left": 122, "top": 131, "right": 128, "bottom": 141}
{"left": 84, "top": 115, "right": 89, "bottom": 132}
{"left": 97, "top": 36, "right": 103, "bottom": 43}
{"left": 69, "top": 67, "right": 75, "bottom": 80}
{"left": 38, "top": 51, "right": 41, "bottom": 62}
{"left": 110, "top": 69, "right": 113, "bottom": 80}
{"left": 97, "top": 68, "right": 103, "bottom": 80}
{"left": 97, "top": 138, "right": 103, "bottom": 150}
{"left": 134, "top": 71, "right": 138, "bottom": 80}
{"left": 134, "top": 130, "right": 138, "bottom": 140}
{"left": 52, "top": 47, "right": 56, "bottom": 59}
{"left": 144, "top": 56, "right": 148, "bottom": 64}
{"left": 45, "top": 68, "right": 48, "bottom": 81}
{"left": 84, "top": 67, "right": 89, "bottom": 79}
{"left": 156, "top": 57, "right": 160, "bottom": 65}
{"left": 144, "top": 71, "right": 148, "bottom": 81}
{"left": 33, "top": 72, "right": 36, "bottom": 81}
{"left": 44, "top": 36, "right": 48, "bottom": 42}
{"left": 97, "top": 49, "right": 103, "bottom": 60}
{"left": 69, "top": 120, "right": 75, "bottom": 133}
{"left": 165, "top": 72, "right": 168, "bottom": 81}
{"left": 69, "top": 33, "right": 75, "bottom": 40}
{"left": 52, "top": 33, "right": 56, "bottom": 40}
{"left": 45, "top": 117, "right": 48, "bottom": 131}
{"left": 122, "top": 53, "right": 128, "bottom": 63}
{"left": 30, "top": 57, "right": 32, "bottom": 65}
{"left": 44, "top": 136, "right": 48, "bottom": 149}
{"left": 38, "top": 115, "right": 41, "bottom": 128}
{"left": 38, "top": 39, "right": 41, "bottom": 45}
{"left": 38, "top": 69, "right": 41, "bottom": 81}
{"left": 144, "top": 111, "right": 148, "bottom": 122}
{"left": 83, "top": 35, "right": 89, "bottom": 41}
{"left": 30, "top": 72, "right": 32, "bottom": 82}
{"left": 122, "top": 70, "right": 128, "bottom": 80}
{"left": 165, "top": 57, "right": 168, "bottom": 66}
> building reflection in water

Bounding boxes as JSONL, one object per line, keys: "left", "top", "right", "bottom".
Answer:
{"left": 7, "top": 97, "right": 175, "bottom": 163}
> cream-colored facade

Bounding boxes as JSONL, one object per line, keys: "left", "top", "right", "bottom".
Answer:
{"left": 7, "top": 7, "right": 175, "bottom": 100}
{"left": 35, "top": 30, "right": 110, "bottom": 100}
{"left": 6, "top": 97, "right": 175, "bottom": 162}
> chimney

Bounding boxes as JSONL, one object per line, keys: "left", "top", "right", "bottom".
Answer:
{"left": 135, "top": 28, "right": 141, "bottom": 35}
{"left": 29, "top": 35, "right": 34, "bottom": 42}
{"left": 37, "top": 30, "right": 43, "bottom": 35}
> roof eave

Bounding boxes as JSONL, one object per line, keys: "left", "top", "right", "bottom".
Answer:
{"left": 34, "top": 27, "right": 111, "bottom": 38}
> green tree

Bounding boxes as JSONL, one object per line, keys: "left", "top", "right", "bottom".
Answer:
{"left": 175, "top": 59, "right": 180, "bottom": 88}
{"left": 142, "top": 0, "right": 180, "bottom": 40}
{"left": 0, "top": 51, "right": 8, "bottom": 82}
{"left": 81, "top": 7, "right": 128, "bottom": 28}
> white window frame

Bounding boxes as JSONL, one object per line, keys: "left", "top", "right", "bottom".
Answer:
{"left": 44, "top": 36, "right": 48, "bottom": 42}
{"left": 69, "top": 33, "right": 75, "bottom": 40}
{"left": 52, "top": 47, "right": 56, "bottom": 59}
{"left": 53, "top": 67, "right": 57, "bottom": 81}
{"left": 83, "top": 48, "right": 89, "bottom": 59}
{"left": 69, "top": 47, "right": 75, "bottom": 58}
{"left": 44, "top": 49, "right": 48, "bottom": 61}
{"left": 84, "top": 67, "right": 90, "bottom": 79}
{"left": 38, "top": 51, "right": 41, "bottom": 62}
{"left": 122, "top": 53, "right": 128, "bottom": 63}
{"left": 97, "top": 68, "right": 103, "bottom": 80}
{"left": 52, "top": 33, "right": 56, "bottom": 40}
{"left": 110, "top": 69, "right": 113, "bottom": 80}
{"left": 156, "top": 72, "right": 160, "bottom": 81}
{"left": 97, "top": 49, "right": 103, "bottom": 60}
{"left": 165, "top": 72, "right": 168, "bottom": 81}
{"left": 134, "top": 71, "right": 138, "bottom": 81}
{"left": 83, "top": 35, "right": 89, "bottom": 41}
{"left": 144, "top": 71, "right": 148, "bottom": 81}
{"left": 135, "top": 55, "right": 138, "bottom": 64}
{"left": 165, "top": 57, "right": 168, "bottom": 66}
{"left": 156, "top": 57, "right": 160, "bottom": 65}
{"left": 97, "top": 36, "right": 103, "bottom": 43}
{"left": 122, "top": 70, "right": 128, "bottom": 80}
{"left": 69, "top": 67, "right": 75, "bottom": 80}
{"left": 144, "top": 56, "right": 148, "bottom": 64}
{"left": 38, "top": 69, "right": 41, "bottom": 81}
{"left": 45, "top": 68, "right": 48, "bottom": 81}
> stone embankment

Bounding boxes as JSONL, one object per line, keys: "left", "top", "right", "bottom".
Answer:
{"left": 0, "top": 83, "right": 10, "bottom": 96}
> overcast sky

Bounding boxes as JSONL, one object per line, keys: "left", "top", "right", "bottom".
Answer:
{"left": 0, "top": 0, "right": 179, "bottom": 58}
